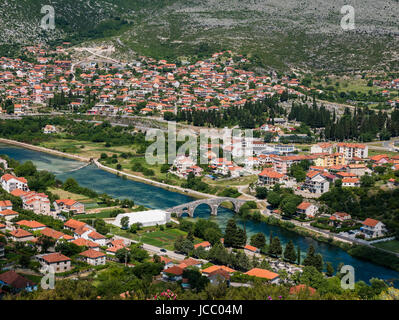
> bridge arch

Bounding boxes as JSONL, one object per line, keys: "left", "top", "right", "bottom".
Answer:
{"left": 167, "top": 197, "right": 247, "bottom": 218}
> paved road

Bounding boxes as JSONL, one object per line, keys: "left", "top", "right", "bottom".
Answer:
{"left": 112, "top": 234, "right": 187, "bottom": 261}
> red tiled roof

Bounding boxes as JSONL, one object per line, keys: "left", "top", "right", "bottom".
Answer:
{"left": 290, "top": 284, "right": 316, "bottom": 295}
{"left": 71, "top": 238, "right": 99, "bottom": 248}
{"left": 259, "top": 169, "right": 284, "bottom": 179}
{"left": 1, "top": 174, "right": 27, "bottom": 184}
{"left": 79, "top": 249, "right": 106, "bottom": 259}
{"left": 244, "top": 244, "right": 258, "bottom": 252}
{"left": 42, "top": 252, "right": 71, "bottom": 263}
{"left": 244, "top": 268, "right": 279, "bottom": 280}
{"left": 194, "top": 241, "right": 211, "bottom": 249}
{"left": 64, "top": 219, "right": 86, "bottom": 230}
{"left": 163, "top": 266, "right": 184, "bottom": 276}
{"left": 202, "top": 265, "right": 236, "bottom": 274}
{"left": 88, "top": 231, "right": 106, "bottom": 240}
{"left": 16, "top": 220, "right": 45, "bottom": 229}
{"left": 0, "top": 271, "right": 35, "bottom": 289}
{"left": 56, "top": 199, "right": 77, "bottom": 206}
{"left": 362, "top": 218, "right": 380, "bottom": 227}
{"left": 10, "top": 228, "right": 32, "bottom": 238}
{"left": 297, "top": 202, "right": 311, "bottom": 210}
{"left": 0, "top": 200, "right": 12, "bottom": 207}
{"left": 0, "top": 209, "right": 18, "bottom": 216}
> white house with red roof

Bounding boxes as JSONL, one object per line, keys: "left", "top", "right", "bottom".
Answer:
{"left": 10, "top": 229, "right": 34, "bottom": 242}
{"left": 360, "top": 218, "right": 387, "bottom": 238}
{"left": 63, "top": 219, "right": 90, "bottom": 232}
{"left": 296, "top": 202, "right": 318, "bottom": 218}
{"left": 194, "top": 241, "right": 212, "bottom": 251}
{"left": 54, "top": 199, "right": 85, "bottom": 214}
{"left": 1, "top": 174, "right": 29, "bottom": 193}
{"left": 342, "top": 177, "right": 360, "bottom": 187}
{"left": 38, "top": 252, "right": 72, "bottom": 273}
{"left": 71, "top": 238, "right": 100, "bottom": 250}
{"left": 0, "top": 209, "right": 19, "bottom": 221}
{"left": 79, "top": 249, "right": 106, "bottom": 266}
{"left": 0, "top": 200, "right": 12, "bottom": 211}
{"left": 16, "top": 220, "right": 46, "bottom": 231}
{"left": 43, "top": 125, "right": 57, "bottom": 134}
{"left": 20, "top": 192, "right": 50, "bottom": 215}
{"left": 258, "top": 168, "right": 286, "bottom": 186}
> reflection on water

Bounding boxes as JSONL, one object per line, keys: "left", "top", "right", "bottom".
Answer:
{"left": 0, "top": 143, "right": 398, "bottom": 286}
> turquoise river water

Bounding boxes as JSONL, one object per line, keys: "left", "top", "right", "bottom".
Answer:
{"left": 0, "top": 143, "right": 398, "bottom": 286}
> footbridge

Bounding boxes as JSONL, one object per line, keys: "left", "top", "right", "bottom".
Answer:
{"left": 165, "top": 197, "right": 247, "bottom": 218}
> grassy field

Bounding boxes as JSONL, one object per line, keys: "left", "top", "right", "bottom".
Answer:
{"left": 374, "top": 240, "right": 399, "bottom": 254}
{"left": 139, "top": 229, "right": 188, "bottom": 250}
{"left": 48, "top": 187, "right": 93, "bottom": 203}
{"left": 368, "top": 149, "right": 399, "bottom": 157}
{"left": 203, "top": 175, "right": 257, "bottom": 188}
{"left": 108, "top": 225, "right": 192, "bottom": 250}
{"left": 39, "top": 138, "right": 136, "bottom": 159}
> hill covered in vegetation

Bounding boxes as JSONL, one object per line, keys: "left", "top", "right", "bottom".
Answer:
{"left": 0, "top": 0, "right": 398, "bottom": 72}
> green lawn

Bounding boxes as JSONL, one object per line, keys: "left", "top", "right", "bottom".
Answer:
{"left": 374, "top": 240, "right": 399, "bottom": 254}
{"left": 139, "top": 229, "right": 188, "bottom": 250}
{"left": 74, "top": 209, "right": 122, "bottom": 220}
{"left": 108, "top": 225, "right": 188, "bottom": 250}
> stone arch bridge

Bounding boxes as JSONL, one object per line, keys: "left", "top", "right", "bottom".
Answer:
{"left": 166, "top": 197, "right": 248, "bottom": 218}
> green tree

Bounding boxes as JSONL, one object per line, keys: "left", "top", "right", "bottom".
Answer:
{"left": 183, "top": 268, "right": 210, "bottom": 292}
{"left": 269, "top": 236, "right": 282, "bottom": 256}
{"left": 283, "top": 240, "right": 297, "bottom": 263}
{"left": 250, "top": 233, "right": 266, "bottom": 249}
{"left": 55, "top": 241, "right": 82, "bottom": 256}
{"left": 267, "top": 191, "right": 280, "bottom": 207}
{"left": 120, "top": 216, "right": 130, "bottom": 230}
{"left": 326, "top": 262, "right": 335, "bottom": 277}
{"left": 116, "top": 248, "right": 131, "bottom": 264}
{"left": 255, "top": 187, "right": 268, "bottom": 199}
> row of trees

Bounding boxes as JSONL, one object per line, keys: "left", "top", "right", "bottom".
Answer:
{"left": 172, "top": 98, "right": 285, "bottom": 129}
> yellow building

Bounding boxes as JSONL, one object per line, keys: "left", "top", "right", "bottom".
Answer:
{"left": 313, "top": 153, "right": 346, "bottom": 167}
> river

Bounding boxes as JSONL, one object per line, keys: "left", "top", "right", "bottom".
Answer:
{"left": 1, "top": 142, "right": 398, "bottom": 286}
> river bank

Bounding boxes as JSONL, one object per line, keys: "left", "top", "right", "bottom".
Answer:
{"left": 2, "top": 139, "right": 399, "bottom": 280}
{"left": 0, "top": 138, "right": 212, "bottom": 201}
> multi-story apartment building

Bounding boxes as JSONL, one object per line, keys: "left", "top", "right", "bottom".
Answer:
{"left": 336, "top": 143, "right": 368, "bottom": 159}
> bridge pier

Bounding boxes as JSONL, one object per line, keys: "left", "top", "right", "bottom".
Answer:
{"left": 234, "top": 202, "right": 243, "bottom": 213}
{"left": 187, "top": 207, "right": 194, "bottom": 218}
{"left": 210, "top": 205, "right": 219, "bottom": 216}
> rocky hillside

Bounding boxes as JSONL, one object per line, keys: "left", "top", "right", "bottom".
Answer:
{"left": 1, "top": 0, "right": 398, "bottom": 72}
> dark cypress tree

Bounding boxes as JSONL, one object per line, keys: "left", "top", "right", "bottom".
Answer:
{"left": 297, "top": 246, "right": 301, "bottom": 265}
{"left": 326, "top": 262, "right": 335, "bottom": 277}
{"left": 283, "top": 240, "right": 297, "bottom": 263}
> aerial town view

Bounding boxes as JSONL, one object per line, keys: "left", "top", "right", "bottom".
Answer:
{"left": 0, "top": 0, "right": 399, "bottom": 312}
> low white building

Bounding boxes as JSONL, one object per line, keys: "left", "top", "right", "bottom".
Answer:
{"left": 112, "top": 209, "right": 171, "bottom": 228}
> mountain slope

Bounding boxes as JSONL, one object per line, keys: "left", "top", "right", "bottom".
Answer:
{"left": 0, "top": 0, "right": 398, "bottom": 72}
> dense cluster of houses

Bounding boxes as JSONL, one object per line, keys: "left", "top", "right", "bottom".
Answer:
{"left": 0, "top": 45, "right": 314, "bottom": 116}
{"left": 256, "top": 142, "right": 375, "bottom": 193}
